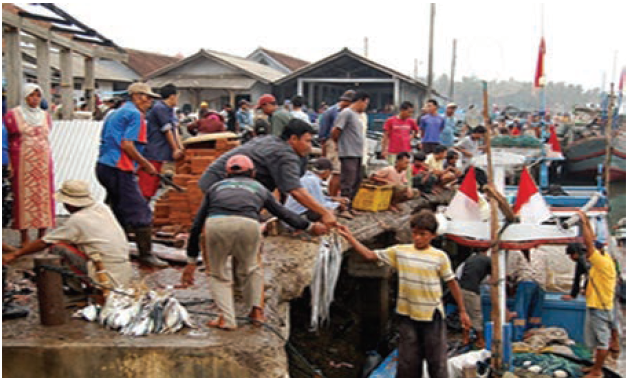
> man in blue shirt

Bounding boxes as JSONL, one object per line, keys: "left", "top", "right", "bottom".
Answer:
{"left": 96, "top": 82, "right": 168, "bottom": 268}
{"left": 285, "top": 158, "right": 343, "bottom": 220}
{"left": 139, "top": 84, "right": 184, "bottom": 201}
{"left": 420, "top": 99, "right": 445, "bottom": 154}
{"left": 441, "top": 103, "right": 458, "bottom": 147}
{"left": 236, "top": 100, "right": 253, "bottom": 131}
{"left": 318, "top": 90, "right": 354, "bottom": 196}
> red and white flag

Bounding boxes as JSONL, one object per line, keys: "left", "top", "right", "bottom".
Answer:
{"left": 546, "top": 125, "right": 563, "bottom": 158}
{"left": 446, "top": 166, "right": 483, "bottom": 222}
{"left": 534, "top": 37, "right": 547, "bottom": 88}
{"left": 513, "top": 167, "right": 552, "bottom": 224}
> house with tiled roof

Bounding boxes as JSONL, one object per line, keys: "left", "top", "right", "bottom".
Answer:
{"left": 247, "top": 47, "right": 309, "bottom": 74}
{"left": 145, "top": 48, "right": 286, "bottom": 110}
{"left": 124, "top": 48, "right": 182, "bottom": 79}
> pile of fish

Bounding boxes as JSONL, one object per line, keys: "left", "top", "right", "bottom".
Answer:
{"left": 73, "top": 288, "right": 195, "bottom": 336}
{"left": 310, "top": 233, "right": 343, "bottom": 331}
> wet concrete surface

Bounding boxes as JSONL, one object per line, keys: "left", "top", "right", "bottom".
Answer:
{"left": 2, "top": 199, "right": 423, "bottom": 378}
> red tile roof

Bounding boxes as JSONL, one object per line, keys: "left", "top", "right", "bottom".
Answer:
{"left": 258, "top": 47, "right": 309, "bottom": 72}
{"left": 124, "top": 48, "right": 182, "bottom": 78}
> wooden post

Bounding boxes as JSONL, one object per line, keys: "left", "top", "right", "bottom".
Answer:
{"left": 35, "top": 37, "right": 52, "bottom": 103}
{"left": 60, "top": 48, "right": 74, "bottom": 120}
{"left": 483, "top": 81, "right": 503, "bottom": 374}
{"left": 449, "top": 39, "right": 457, "bottom": 100}
{"left": 426, "top": 4, "right": 435, "bottom": 100}
{"left": 84, "top": 56, "right": 97, "bottom": 113}
{"left": 604, "top": 83, "right": 615, "bottom": 197}
{"left": 35, "top": 256, "right": 67, "bottom": 326}
{"left": 5, "top": 26, "right": 23, "bottom": 109}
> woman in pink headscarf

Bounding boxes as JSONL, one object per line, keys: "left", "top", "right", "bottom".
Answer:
{"left": 4, "top": 83, "right": 55, "bottom": 245}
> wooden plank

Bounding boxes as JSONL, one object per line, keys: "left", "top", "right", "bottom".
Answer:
{"left": 60, "top": 48, "right": 74, "bottom": 120}
{"left": 4, "top": 26, "right": 22, "bottom": 109}
{"left": 35, "top": 37, "right": 52, "bottom": 100}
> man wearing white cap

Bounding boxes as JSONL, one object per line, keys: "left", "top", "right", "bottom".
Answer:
{"left": 3, "top": 180, "right": 133, "bottom": 289}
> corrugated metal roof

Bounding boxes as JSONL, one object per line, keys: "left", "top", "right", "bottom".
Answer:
{"left": 146, "top": 76, "right": 256, "bottom": 90}
{"left": 50, "top": 120, "right": 105, "bottom": 215}
{"left": 206, "top": 50, "right": 286, "bottom": 83}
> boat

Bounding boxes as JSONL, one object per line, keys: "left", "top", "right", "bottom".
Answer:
{"left": 561, "top": 107, "right": 626, "bottom": 182}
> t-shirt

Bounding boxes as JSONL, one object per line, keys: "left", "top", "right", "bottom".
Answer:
{"left": 419, "top": 114, "right": 445, "bottom": 143}
{"left": 42, "top": 203, "right": 132, "bottom": 287}
{"left": 285, "top": 171, "right": 339, "bottom": 215}
{"left": 236, "top": 109, "right": 253, "bottom": 128}
{"left": 98, "top": 102, "right": 147, "bottom": 172}
{"left": 318, "top": 104, "right": 341, "bottom": 141}
{"left": 384, "top": 116, "right": 419, "bottom": 154}
{"left": 198, "top": 135, "right": 303, "bottom": 194}
{"left": 291, "top": 110, "right": 311, "bottom": 124}
{"left": 143, "top": 100, "right": 177, "bottom": 162}
{"left": 374, "top": 166, "right": 408, "bottom": 185}
{"left": 2, "top": 123, "right": 9, "bottom": 167}
{"left": 334, "top": 108, "right": 364, "bottom": 158}
{"left": 508, "top": 249, "right": 548, "bottom": 291}
{"left": 455, "top": 135, "right": 481, "bottom": 168}
{"left": 187, "top": 177, "right": 310, "bottom": 259}
{"left": 587, "top": 250, "right": 617, "bottom": 310}
{"left": 375, "top": 244, "right": 455, "bottom": 322}
{"left": 425, "top": 154, "right": 445, "bottom": 172}
{"left": 225, "top": 109, "right": 238, "bottom": 132}
{"left": 441, "top": 116, "right": 456, "bottom": 147}
{"left": 269, "top": 110, "right": 292, "bottom": 137}
{"left": 460, "top": 254, "right": 492, "bottom": 294}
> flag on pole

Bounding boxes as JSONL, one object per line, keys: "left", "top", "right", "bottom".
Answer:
{"left": 513, "top": 167, "right": 552, "bottom": 224}
{"left": 534, "top": 37, "right": 546, "bottom": 88}
{"left": 546, "top": 125, "right": 563, "bottom": 158}
{"left": 446, "top": 166, "right": 483, "bottom": 222}
{"left": 619, "top": 66, "right": 626, "bottom": 93}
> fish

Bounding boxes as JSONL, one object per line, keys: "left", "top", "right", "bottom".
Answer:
{"left": 72, "top": 304, "right": 100, "bottom": 322}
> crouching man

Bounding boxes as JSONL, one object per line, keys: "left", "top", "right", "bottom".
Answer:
{"left": 181, "top": 155, "right": 328, "bottom": 330}
{"left": 2, "top": 180, "right": 133, "bottom": 291}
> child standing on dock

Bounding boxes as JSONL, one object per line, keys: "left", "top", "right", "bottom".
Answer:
{"left": 337, "top": 210, "right": 471, "bottom": 378}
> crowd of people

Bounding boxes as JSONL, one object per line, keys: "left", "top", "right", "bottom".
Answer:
{"left": 1, "top": 81, "right": 622, "bottom": 378}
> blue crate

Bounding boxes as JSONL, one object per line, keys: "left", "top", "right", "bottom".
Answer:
{"left": 481, "top": 290, "right": 587, "bottom": 343}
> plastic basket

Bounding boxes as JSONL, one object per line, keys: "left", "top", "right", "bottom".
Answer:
{"left": 353, "top": 184, "right": 394, "bottom": 212}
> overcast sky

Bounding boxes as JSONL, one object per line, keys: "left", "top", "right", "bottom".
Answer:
{"left": 54, "top": 2, "right": 625, "bottom": 91}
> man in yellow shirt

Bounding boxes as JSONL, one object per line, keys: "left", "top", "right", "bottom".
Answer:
{"left": 337, "top": 210, "right": 471, "bottom": 378}
{"left": 577, "top": 211, "right": 617, "bottom": 378}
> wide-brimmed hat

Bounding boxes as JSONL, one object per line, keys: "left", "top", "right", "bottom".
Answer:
{"left": 55, "top": 180, "right": 95, "bottom": 207}
{"left": 128, "top": 82, "right": 161, "bottom": 99}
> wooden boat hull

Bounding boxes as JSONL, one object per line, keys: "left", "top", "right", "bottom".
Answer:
{"left": 564, "top": 135, "right": 626, "bottom": 181}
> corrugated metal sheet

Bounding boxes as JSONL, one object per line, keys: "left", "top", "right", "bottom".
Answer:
{"left": 147, "top": 76, "right": 256, "bottom": 90}
{"left": 50, "top": 120, "right": 105, "bottom": 215}
{"left": 208, "top": 50, "right": 286, "bottom": 83}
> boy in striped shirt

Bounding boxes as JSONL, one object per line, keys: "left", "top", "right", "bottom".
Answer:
{"left": 337, "top": 210, "right": 471, "bottom": 378}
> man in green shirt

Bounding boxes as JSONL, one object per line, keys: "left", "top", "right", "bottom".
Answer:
{"left": 257, "top": 94, "right": 292, "bottom": 137}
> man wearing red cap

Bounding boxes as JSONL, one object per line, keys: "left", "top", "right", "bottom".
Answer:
{"left": 183, "top": 155, "right": 327, "bottom": 330}
{"left": 257, "top": 94, "right": 292, "bottom": 137}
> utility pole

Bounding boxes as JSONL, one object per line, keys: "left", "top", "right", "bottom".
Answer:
{"left": 426, "top": 3, "right": 435, "bottom": 100}
{"left": 414, "top": 58, "right": 419, "bottom": 80}
{"left": 449, "top": 39, "right": 457, "bottom": 100}
{"left": 364, "top": 37, "right": 369, "bottom": 58}
{"left": 604, "top": 83, "right": 615, "bottom": 197}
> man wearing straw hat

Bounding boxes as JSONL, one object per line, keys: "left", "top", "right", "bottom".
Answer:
{"left": 3, "top": 180, "right": 133, "bottom": 289}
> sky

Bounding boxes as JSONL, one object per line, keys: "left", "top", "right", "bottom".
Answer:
{"left": 52, "top": 1, "right": 626, "bottom": 91}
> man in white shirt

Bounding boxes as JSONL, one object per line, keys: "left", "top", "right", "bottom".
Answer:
{"left": 3, "top": 180, "right": 133, "bottom": 289}
{"left": 290, "top": 95, "right": 311, "bottom": 124}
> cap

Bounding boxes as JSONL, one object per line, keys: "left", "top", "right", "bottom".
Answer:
{"left": 54, "top": 180, "right": 95, "bottom": 208}
{"left": 226, "top": 155, "right": 254, "bottom": 174}
{"left": 127, "top": 82, "right": 161, "bottom": 99}
{"left": 312, "top": 158, "right": 333, "bottom": 172}
{"left": 339, "top": 90, "right": 356, "bottom": 102}
{"left": 446, "top": 102, "right": 458, "bottom": 109}
{"left": 257, "top": 94, "right": 277, "bottom": 108}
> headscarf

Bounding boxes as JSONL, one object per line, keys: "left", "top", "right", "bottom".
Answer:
{"left": 20, "top": 83, "right": 45, "bottom": 126}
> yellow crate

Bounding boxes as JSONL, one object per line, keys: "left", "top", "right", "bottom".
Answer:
{"left": 352, "top": 184, "right": 394, "bottom": 212}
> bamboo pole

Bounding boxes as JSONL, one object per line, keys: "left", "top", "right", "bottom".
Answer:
{"left": 483, "top": 81, "right": 503, "bottom": 374}
{"left": 604, "top": 84, "right": 615, "bottom": 197}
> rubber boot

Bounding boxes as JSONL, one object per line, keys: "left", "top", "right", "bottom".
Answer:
{"left": 134, "top": 227, "right": 169, "bottom": 268}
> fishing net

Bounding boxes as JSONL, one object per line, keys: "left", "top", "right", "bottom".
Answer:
{"left": 310, "top": 233, "right": 343, "bottom": 331}
{"left": 491, "top": 135, "right": 543, "bottom": 148}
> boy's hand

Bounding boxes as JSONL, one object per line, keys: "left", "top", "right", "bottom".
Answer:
{"left": 335, "top": 224, "right": 353, "bottom": 240}
{"left": 459, "top": 311, "right": 472, "bottom": 331}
